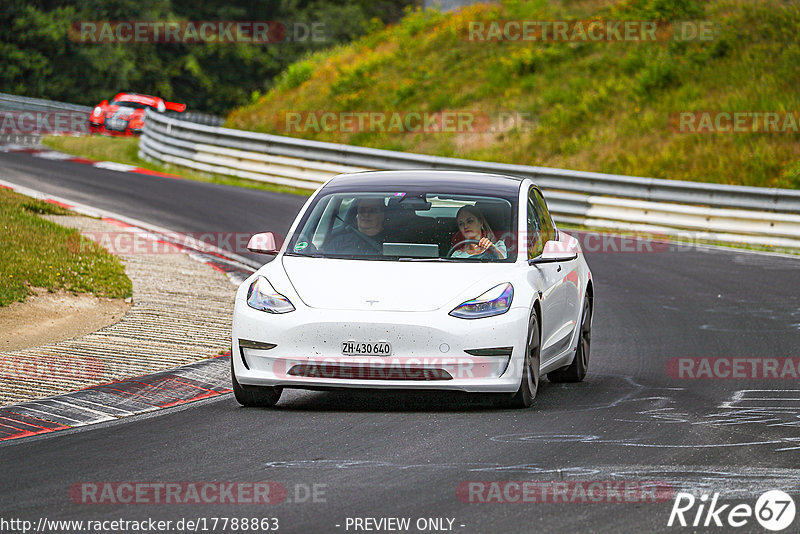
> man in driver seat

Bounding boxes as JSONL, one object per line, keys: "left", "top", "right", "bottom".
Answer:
{"left": 326, "top": 198, "right": 387, "bottom": 255}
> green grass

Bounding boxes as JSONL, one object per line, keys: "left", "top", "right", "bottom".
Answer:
{"left": 0, "top": 188, "right": 132, "bottom": 307}
{"left": 42, "top": 135, "right": 141, "bottom": 165}
{"left": 41, "top": 135, "right": 312, "bottom": 197}
{"left": 228, "top": 0, "right": 800, "bottom": 189}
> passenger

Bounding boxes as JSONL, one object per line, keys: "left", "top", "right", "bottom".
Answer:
{"left": 326, "top": 198, "right": 387, "bottom": 254}
{"left": 450, "top": 205, "right": 507, "bottom": 259}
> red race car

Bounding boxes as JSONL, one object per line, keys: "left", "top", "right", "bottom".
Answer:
{"left": 89, "top": 93, "right": 186, "bottom": 136}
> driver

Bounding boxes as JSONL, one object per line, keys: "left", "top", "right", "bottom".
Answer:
{"left": 450, "top": 205, "right": 507, "bottom": 259}
{"left": 326, "top": 198, "right": 387, "bottom": 255}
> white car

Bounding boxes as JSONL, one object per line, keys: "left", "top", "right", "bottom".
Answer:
{"left": 231, "top": 170, "right": 593, "bottom": 408}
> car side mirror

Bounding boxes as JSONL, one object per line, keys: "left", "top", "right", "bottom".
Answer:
{"left": 529, "top": 239, "right": 578, "bottom": 265}
{"left": 247, "top": 232, "right": 282, "bottom": 255}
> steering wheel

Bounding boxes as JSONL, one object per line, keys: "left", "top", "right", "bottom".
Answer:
{"left": 448, "top": 239, "right": 498, "bottom": 258}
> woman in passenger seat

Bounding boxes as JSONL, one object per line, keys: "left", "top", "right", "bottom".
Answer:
{"left": 450, "top": 206, "right": 507, "bottom": 259}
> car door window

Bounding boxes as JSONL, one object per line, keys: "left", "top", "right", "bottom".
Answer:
{"left": 532, "top": 189, "right": 555, "bottom": 245}
{"left": 527, "top": 197, "right": 543, "bottom": 259}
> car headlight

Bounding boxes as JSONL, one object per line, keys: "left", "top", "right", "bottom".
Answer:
{"left": 246, "top": 276, "right": 295, "bottom": 314}
{"left": 449, "top": 283, "right": 513, "bottom": 319}
{"left": 93, "top": 106, "right": 102, "bottom": 116}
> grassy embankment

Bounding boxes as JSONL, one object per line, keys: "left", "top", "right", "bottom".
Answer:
{"left": 228, "top": 0, "right": 800, "bottom": 189}
{"left": 0, "top": 188, "right": 132, "bottom": 307}
{"left": 41, "top": 135, "right": 312, "bottom": 196}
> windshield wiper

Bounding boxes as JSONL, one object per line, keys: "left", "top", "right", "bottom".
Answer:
{"left": 284, "top": 252, "right": 326, "bottom": 258}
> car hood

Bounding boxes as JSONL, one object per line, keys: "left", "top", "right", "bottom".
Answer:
{"left": 106, "top": 105, "right": 144, "bottom": 118}
{"left": 281, "top": 256, "right": 509, "bottom": 312}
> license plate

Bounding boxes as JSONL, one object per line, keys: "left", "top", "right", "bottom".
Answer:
{"left": 341, "top": 341, "right": 392, "bottom": 356}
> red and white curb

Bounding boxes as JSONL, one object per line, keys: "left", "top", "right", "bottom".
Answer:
{"left": 0, "top": 354, "right": 233, "bottom": 442}
{"left": 0, "top": 180, "right": 262, "bottom": 442}
{"left": 0, "top": 143, "right": 181, "bottom": 180}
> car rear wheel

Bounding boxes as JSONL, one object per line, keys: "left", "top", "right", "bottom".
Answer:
{"left": 497, "top": 313, "right": 540, "bottom": 409}
{"left": 547, "top": 298, "right": 591, "bottom": 383}
{"left": 231, "top": 358, "right": 282, "bottom": 407}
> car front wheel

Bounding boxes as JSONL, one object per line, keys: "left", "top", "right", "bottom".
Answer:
{"left": 497, "top": 312, "right": 540, "bottom": 409}
{"left": 548, "top": 298, "right": 591, "bottom": 383}
{"left": 231, "top": 358, "right": 282, "bottom": 407}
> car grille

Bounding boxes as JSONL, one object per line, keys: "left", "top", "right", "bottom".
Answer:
{"left": 105, "top": 117, "right": 128, "bottom": 131}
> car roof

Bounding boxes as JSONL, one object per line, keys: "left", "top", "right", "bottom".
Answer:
{"left": 323, "top": 170, "right": 526, "bottom": 196}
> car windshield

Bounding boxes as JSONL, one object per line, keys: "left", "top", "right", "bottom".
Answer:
{"left": 286, "top": 191, "right": 517, "bottom": 262}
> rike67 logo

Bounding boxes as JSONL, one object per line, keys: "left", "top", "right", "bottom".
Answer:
{"left": 668, "top": 490, "right": 796, "bottom": 531}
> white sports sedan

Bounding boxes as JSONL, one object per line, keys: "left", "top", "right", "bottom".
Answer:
{"left": 231, "top": 170, "right": 593, "bottom": 408}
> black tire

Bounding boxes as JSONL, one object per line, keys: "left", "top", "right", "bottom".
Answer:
{"left": 231, "top": 358, "right": 282, "bottom": 407}
{"left": 497, "top": 313, "right": 540, "bottom": 408}
{"left": 547, "top": 298, "right": 591, "bottom": 383}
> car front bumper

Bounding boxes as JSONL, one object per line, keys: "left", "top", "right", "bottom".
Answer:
{"left": 232, "top": 304, "right": 530, "bottom": 393}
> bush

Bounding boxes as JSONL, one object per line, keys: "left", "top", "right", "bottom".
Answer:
{"left": 276, "top": 61, "right": 316, "bottom": 92}
{"left": 635, "top": 56, "right": 679, "bottom": 96}
{"left": 616, "top": 0, "right": 705, "bottom": 19}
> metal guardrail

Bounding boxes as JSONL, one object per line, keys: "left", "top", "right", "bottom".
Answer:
{"left": 179, "top": 112, "right": 225, "bottom": 127}
{"left": 423, "top": 0, "right": 486, "bottom": 12}
{"left": 0, "top": 92, "right": 92, "bottom": 113}
{"left": 0, "top": 92, "right": 222, "bottom": 144}
{"left": 0, "top": 93, "right": 226, "bottom": 123}
{"left": 0, "top": 92, "right": 93, "bottom": 145}
{"left": 139, "top": 110, "right": 800, "bottom": 248}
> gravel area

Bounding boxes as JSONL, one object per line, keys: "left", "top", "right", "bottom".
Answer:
{"left": 0, "top": 215, "right": 236, "bottom": 406}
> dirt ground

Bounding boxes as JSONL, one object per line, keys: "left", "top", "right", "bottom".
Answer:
{"left": 0, "top": 288, "right": 131, "bottom": 351}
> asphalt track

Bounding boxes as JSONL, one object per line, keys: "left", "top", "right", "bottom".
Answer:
{"left": 1, "top": 151, "right": 799, "bottom": 534}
